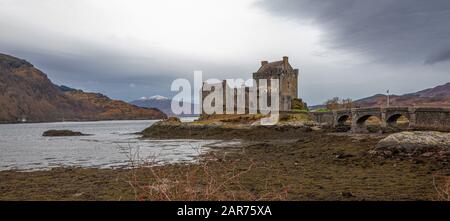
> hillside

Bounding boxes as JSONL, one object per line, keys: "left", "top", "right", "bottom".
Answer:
{"left": 65, "top": 91, "right": 167, "bottom": 120}
{"left": 309, "top": 82, "right": 450, "bottom": 110}
{"left": 354, "top": 83, "right": 450, "bottom": 107}
{"left": 0, "top": 53, "right": 167, "bottom": 123}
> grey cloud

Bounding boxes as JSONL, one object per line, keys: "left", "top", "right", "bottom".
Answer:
{"left": 0, "top": 47, "right": 176, "bottom": 100}
{"left": 425, "top": 47, "right": 450, "bottom": 65}
{"left": 1, "top": 42, "right": 249, "bottom": 101}
{"left": 2, "top": 1, "right": 450, "bottom": 105}
{"left": 0, "top": 17, "right": 246, "bottom": 101}
{"left": 257, "top": 0, "right": 450, "bottom": 65}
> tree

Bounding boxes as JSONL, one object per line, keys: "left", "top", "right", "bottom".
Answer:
{"left": 324, "top": 97, "right": 353, "bottom": 110}
{"left": 325, "top": 97, "right": 340, "bottom": 110}
{"left": 341, "top": 98, "right": 353, "bottom": 109}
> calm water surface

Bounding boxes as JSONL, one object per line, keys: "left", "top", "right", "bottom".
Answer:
{"left": 0, "top": 118, "right": 230, "bottom": 171}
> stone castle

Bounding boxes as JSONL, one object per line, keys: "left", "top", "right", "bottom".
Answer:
{"left": 201, "top": 56, "right": 299, "bottom": 113}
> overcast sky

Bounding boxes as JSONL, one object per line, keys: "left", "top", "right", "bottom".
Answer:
{"left": 1, "top": 0, "right": 450, "bottom": 105}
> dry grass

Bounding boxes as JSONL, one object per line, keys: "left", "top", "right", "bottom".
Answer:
{"left": 194, "top": 112, "right": 312, "bottom": 125}
{"left": 279, "top": 112, "right": 311, "bottom": 122}
{"left": 433, "top": 174, "right": 450, "bottom": 201}
{"left": 194, "top": 114, "right": 267, "bottom": 125}
{"left": 125, "top": 145, "right": 288, "bottom": 201}
{"left": 365, "top": 116, "right": 381, "bottom": 125}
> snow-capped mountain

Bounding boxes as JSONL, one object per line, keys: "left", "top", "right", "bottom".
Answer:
{"left": 139, "top": 95, "right": 170, "bottom": 101}
{"left": 130, "top": 95, "right": 198, "bottom": 117}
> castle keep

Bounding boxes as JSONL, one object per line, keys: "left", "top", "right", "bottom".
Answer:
{"left": 202, "top": 56, "right": 299, "bottom": 113}
{"left": 254, "top": 56, "right": 299, "bottom": 111}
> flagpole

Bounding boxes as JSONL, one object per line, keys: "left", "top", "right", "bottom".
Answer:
{"left": 387, "top": 89, "right": 390, "bottom": 108}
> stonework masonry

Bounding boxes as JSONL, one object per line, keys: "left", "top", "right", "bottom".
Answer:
{"left": 201, "top": 57, "right": 299, "bottom": 114}
{"left": 310, "top": 107, "right": 450, "bottom": 133}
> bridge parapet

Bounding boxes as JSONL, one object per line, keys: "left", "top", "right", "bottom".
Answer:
{"left": 414, "top": 107, "right": 450, "bottom": 112}
{"left": 413, "top": 107, "right": 450, "bottom": 132}
{"left": 308, "top": 111, "right": 334, "bottom": 125}
{"left": 310, "top": 106, "right": 450, "bottom": 133}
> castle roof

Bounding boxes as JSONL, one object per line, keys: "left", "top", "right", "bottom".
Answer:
{"left": 256, "top": 57, "right": 294, "bottom": 74}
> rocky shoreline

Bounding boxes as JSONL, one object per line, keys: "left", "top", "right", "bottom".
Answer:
{"left": 142, "top": 115, "right": 325, "bottom": 140}
{"left": 2, "top": 129, "right": 449, "bottom": 200}
{"left": 142, "top": 117, "right": 450, "bottom": 166}
{"left": 1, "top": 117, "right": 449, "bottom": 200}
{"left": 142, "top": 123, "right": 318, "bottom": 140}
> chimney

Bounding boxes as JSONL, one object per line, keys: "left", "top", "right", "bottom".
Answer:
{"left": 261, "top": 61, "right": 268, "bottom": 66}
{"left": 283, "top": 56, "right": 289, "bottom": 65}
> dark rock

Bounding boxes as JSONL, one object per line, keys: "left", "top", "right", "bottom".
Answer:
{"left": 335, "top": 125, "right": 351, "bottom": 132}
{"left": 412, "top": 159, "right": 425, "bottom": 164}
{"left": 340, "top": 192, "right": 355, "bottom": 198}
{"left": 42, "top": 130, "right": 90, "bottom": 137}
{"left": 335, "top": 151, "right": 355, "bottom": 159}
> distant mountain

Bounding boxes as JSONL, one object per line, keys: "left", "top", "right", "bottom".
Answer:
{"left": 405, "top": 82, "right": 450, "bottom": 99}
{"left": 0, "top": 53, "right": 167, "bottom": 123}
{"left": 130, "top": 96, "right": 199, "bottom": 117}
{"left": 354, "top": 82, "right": 450, "bottom": 107}
{"left": 310, "top": 82, "right": 450, "bottom": 109}
{"left": 145, "top": 95, "right": 170, "bottom": 101}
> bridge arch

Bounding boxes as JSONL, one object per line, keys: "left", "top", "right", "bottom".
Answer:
{"left": 386, "top": 113, "right": 410, "bottom": 131}
{"left": 336, "top": 114, "right": 352, "bottom": 132}
{"left": 337, "top": 115, "right": 351, "bottom": 125}
{"left": 387, "top": 113, "right": 405, "bottom": 124}
{"left": 354, "top": 114, "right": 382, "bottom": 133}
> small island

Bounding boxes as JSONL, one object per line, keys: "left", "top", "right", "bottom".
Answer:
{"left": 42, "top": 130, "right": 90, "bottom": 137}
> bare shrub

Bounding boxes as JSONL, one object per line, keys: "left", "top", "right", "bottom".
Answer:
{"left": 433, "top": 173, "right": 450, "bottom": 201}
{"left": 123, "top": 144, "right": 288, "bottom": 201}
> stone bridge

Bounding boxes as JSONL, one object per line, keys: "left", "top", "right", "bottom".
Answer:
{"left": 309, "top": 107, "right": 450, "bottom": 133}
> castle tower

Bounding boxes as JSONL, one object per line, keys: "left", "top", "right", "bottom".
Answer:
{"left": 201, "top": 57, "right": 299, "bottom": 115}
{"left": 253, "top": 56, "right": 299, "bottom": 111}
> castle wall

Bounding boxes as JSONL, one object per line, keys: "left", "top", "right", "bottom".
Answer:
{"left": 202, "top": 57, "right": 299, "bottom": 114}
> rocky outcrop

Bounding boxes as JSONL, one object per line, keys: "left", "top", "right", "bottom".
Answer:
{"left": 158, "top": 117, "right": 182, "bottom": 125}
{"left": 142, "top": 121, "right": 317, "bottom": 140}
{"left": 371, "top": 131, "right": 450, "bottom": 157}
{"left": 0, "top": 53, "right": 167, "bottom": 123}
{"left": 42, "top": 130, "right": 89, "bottom": 137}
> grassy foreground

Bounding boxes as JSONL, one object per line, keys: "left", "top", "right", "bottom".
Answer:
{"left": 1, "top": 131, "right": 449, "bottom": 201}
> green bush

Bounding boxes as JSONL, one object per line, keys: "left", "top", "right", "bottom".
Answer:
{"left": 291, "top": 98, "right": 308, "bottom": 111}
